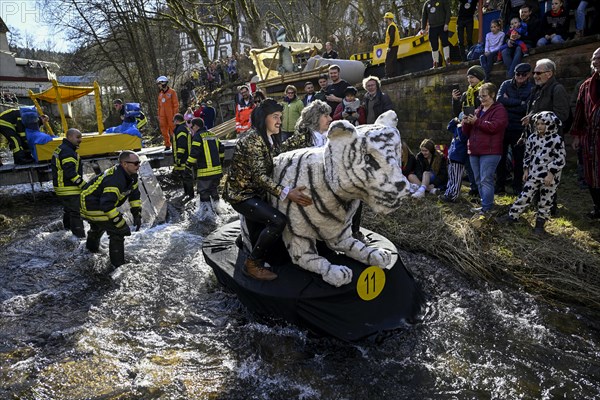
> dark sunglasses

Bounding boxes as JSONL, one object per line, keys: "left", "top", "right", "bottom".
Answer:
{"left": 254, "top": 99, "right": 262, "bottom": 104}
{"left": 515, "top": 72, "right": 529, "bottom": 77}
{"left": 533, "top": 71, "right": 549, "bottom": 75}
{"left": 125, "top": 160, "right": 141, "bottom": 166}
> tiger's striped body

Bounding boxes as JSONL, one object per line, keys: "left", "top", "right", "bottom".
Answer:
{"left": 272, "top": 113, "right": 409, "bottom": 287}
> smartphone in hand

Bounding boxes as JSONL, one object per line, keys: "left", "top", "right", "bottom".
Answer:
{"left": 463, "top": 106, "right": 475, "bottom": 116}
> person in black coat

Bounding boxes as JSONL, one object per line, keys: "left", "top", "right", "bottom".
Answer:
{"left": 361, "top": 76, "right": 394, "bottom": 124}
{"left": 495, "top": 62, "right": 534, "bottom": 194}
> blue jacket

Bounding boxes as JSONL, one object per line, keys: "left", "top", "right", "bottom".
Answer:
{"left": 496, "top": 78, "right": 534, "bottom": 131}
{"left": 25, "top": 128, "right": 53, "bottom": 161}
{"left": 105, "top": 120, "right": 142, "bottom": 138}
{"left": 447, "top": 118, "right": 469, "bottom": 164}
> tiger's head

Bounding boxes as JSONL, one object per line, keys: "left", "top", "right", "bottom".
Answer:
{"left": 325, "top": 113, "right": 409, "bottom": 214}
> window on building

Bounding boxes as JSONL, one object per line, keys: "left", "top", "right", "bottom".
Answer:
{"left": 241, "top": 24, "right": 248, "bottom": 37}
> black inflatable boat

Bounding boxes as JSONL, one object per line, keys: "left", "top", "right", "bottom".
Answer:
{"left": 202, "top": 221, "right": 424, "bottom": 341}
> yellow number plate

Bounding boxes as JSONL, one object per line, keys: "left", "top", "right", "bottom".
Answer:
{"left": 356, "top": 266, "right": 386, "bottom": 301}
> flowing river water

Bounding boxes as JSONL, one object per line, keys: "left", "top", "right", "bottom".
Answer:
{"left": 1, "top": 178, "right": 599, "bottom": 399}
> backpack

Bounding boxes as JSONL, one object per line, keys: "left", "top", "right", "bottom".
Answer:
{"left": 467, "top": 43, "right": 484, "bottom": 61}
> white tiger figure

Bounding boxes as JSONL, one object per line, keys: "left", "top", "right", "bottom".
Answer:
{"left": 271, "top": 111, "right": 410, "bottom": 287}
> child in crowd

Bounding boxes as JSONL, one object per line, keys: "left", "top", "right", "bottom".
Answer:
{"left": 440, "top": 116, "right": 469, "bottom": 202}
{"left": 333, "top": 86, "right": 366, "bottom": 126}
{"left": 412, "top": 138, "right": 448, "bottom": 198}
{"left": 479, "top": 19, "right": 505, "bottom": 81}
{"left": 500, "top": 111, "right": 566, "bottom": 234}
{"left": 497, "top": 17, "right": 528, "bottom": 61}
{"left": 537, "top": 0, "right": 569, "bottom": 47}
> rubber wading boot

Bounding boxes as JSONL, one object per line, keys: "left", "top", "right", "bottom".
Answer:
{"left": 183, "top": 179, "right": 195, "bottom": 198}
{"left": 71, "top": 217, "right": 86, "bottom": 238}
{"left": 533, "top": 217, "right": 546, "bottom": 235}
{"left": 86, "top": 230, "right": 102, "bottom": 253}
{"left": 109, "top": 239, "right": 126, "bottom": 268}
{"left": 63, "top": 212, "right": 71, "bottom": 230}
{"left": 243, "top": 258, "right": 277, "bottom": 281}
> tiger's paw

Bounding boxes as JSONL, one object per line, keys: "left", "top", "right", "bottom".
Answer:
{"left": 369, "top": 248, "right": 393, "bottom": 270}
{"left": 322, "top": 264, "right": 353, "bottom": 287}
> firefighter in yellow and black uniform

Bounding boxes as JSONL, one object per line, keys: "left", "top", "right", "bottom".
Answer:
{"left": 185, "top": 117, "right": 224, "bottom": 206}
{"left": 0, "top": 108, "right": 34, "bottom": 164}
{"left": 172, "top": 113, "right": 195, "bottom": 199}
{"left": 80, "top": 151, "right": 142, "bottom": 268}
{"left": 51, "top": 128, "right": 86, "bottom": 238}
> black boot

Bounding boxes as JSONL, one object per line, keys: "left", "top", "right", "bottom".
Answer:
{"left": 86, "top": 228, "right": 102, "bottom": 253}
{"left": 109, "top": 238, "right": 126, "bottom": 268}
{"left": 62, "top": 212, "right": 71, "bottom": 230}
{"left": 458, "top": 44, "right": 468, "bottom": 62}
{"left": 70, "top": 215, "right": 86, "bottom": 238}
{"left": 533, "top": 218, "right": 546, "bottom": 235}
{"left": 183, "top": 178, "right": 195, "bottom": 198}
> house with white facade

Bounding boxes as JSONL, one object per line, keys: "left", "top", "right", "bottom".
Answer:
{"left": 179, "top": 16, "right": 272, "bottom": 71}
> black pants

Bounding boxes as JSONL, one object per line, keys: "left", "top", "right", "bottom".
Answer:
{"left": 232, "top": 197, "right": 287, "bottom": 261}
{"left": 496, "top": 129, "right": 525, "bottom": 193}
{"left": 86, "top": 220, "right": 130, "bottom": 267}
{"left": 59, "top": 194, "right": 85, "bottom": 238}
{"left": 457, "top": 17, "right": 474, "bottom": 61}
{"left": 385, "top": 46, "right": 399, "bottom": 78}
{"left": 429, "top": 25, "right": 450, "bottom": 52}
{"left": 197, "top": 177, "right": 220, "bottom": 202}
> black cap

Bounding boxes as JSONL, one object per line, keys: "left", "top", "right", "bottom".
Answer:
{"left": 344, "top": 86, "right": 358, "bottom": 96}
{"left": 514, "top": 63, "right": 531, "bottom": 73}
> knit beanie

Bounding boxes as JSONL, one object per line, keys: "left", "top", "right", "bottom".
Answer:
{"left": 467, "top": 65, "right": 485, "bottom": 81}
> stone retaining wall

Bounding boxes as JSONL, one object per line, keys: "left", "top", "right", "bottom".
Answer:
{"left": 378, "top": 35, "right": 600, "bottom": 149}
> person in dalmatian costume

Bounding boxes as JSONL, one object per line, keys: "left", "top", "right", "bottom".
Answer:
{"left": 503, "top": 111, "right": 566, "bottom": 234}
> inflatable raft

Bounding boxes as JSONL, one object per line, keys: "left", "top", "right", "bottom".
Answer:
{"left": 202, "top": 221, "right": 425, "bottom": 341}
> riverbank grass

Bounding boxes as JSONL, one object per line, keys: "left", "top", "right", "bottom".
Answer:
{"left": 363, "top": 162, "right": 600, "bottom": 311}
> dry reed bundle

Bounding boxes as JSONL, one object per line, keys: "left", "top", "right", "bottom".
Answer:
{"left": 363, "top": 195, "right": 600, "bottom": 310}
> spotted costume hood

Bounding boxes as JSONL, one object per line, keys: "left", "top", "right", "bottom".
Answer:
{"left": 532, "top": 111, "right": 562, "bottom": 136}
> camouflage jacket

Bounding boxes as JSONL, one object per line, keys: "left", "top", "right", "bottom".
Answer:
{"left": 224, "top": 128, "right": 283, "bottom": 204}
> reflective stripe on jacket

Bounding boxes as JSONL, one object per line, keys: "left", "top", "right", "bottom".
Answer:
{"left": 52, "top": 138, "right": 85, "bottom": 196}
{"left": 235, "top": 103, "right": 253, "bottom": 133}
{"left": 80, "top": 164, "right": 141, "bottom": 227}
{"left": 173, "top": 122, "right": 191, "bottom": 170}
{"left": 187, "top": 130, "right": 224, "bottom": 178}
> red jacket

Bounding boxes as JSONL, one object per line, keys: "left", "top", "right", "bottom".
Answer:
{"left": 462, "top": 101, "right": 508, "bottom": 156}
{"left": 333, "top": 103, "right": 366, "bottom": 126}
{"left": 235, "top": 102, "right": 254, "bottom": 133}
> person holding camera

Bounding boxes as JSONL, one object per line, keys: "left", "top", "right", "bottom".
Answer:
{"left": 333, "top": 86, "right": 366, "bottom": 126}
{"left": 451, "top": 65, "right": 485, "bottom": 196}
